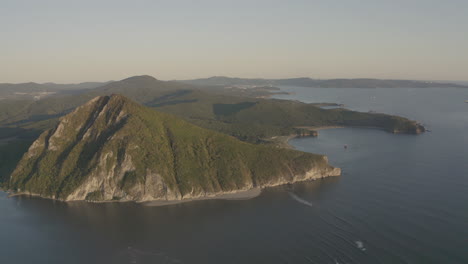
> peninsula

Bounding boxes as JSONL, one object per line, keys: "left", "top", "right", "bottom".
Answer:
{"left": 7, "top": 95, "right": 340, "bottom": 202}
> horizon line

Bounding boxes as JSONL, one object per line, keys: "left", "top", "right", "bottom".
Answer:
{"left": 1, "top": 75, "right": 467, "bottom": 85}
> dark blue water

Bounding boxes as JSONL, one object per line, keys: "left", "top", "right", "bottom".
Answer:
{"left": 1, "top": 87, "right": 467, "bottom": 264}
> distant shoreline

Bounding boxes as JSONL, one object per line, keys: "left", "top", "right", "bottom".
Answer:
{"left": 268, "top": 126, "right": 345, "bottom": 149}
{"left": 275, "top": 125, "right": 400, "bottom": 149}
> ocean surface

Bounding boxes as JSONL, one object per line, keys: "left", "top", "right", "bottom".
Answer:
{"left": 1, "top": 87, "right": 467, "bottom": 264}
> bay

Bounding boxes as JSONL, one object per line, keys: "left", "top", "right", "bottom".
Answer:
{"left": 1, "top": 86, "right": 467, "bottom": 264}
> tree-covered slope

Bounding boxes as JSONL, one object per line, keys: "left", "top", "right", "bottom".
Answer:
{"left": 8, "top": 95, "right": 339, "bottom": 201}
{"left": 0, "top": 76, "right": 425, "bottom": 146}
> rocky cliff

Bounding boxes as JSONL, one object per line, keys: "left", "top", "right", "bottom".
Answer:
{"left": 9, "top": 95, "right": 340, "bottom": 202}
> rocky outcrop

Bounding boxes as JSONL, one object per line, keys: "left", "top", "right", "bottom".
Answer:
{"left": 392, "top": 122, "right": 425, "bottom": 134}
{"left": 260, "top": 156, "right": 340, "bottom": 188}
{"left": 294, "top": 128, "right": 319, "bottom": 137}
{"left": 63, "top": 156, "right": 340, "bottom": 202}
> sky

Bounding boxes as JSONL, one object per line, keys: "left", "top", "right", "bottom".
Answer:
{"left": 1, "top": 0, "right": 467, "bottom": 83}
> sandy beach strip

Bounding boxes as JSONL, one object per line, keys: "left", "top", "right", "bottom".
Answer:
{"left": 294, "top": 125, "right": 344, "bottom": 131}
{"left": 142, "top": 188, "right": 262, "bottom": 207}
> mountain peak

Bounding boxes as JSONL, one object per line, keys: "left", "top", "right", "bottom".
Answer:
{"left": 121, "top": 75, "right": 158, "bottom": 82}
{"left": 75, "top": 94, "right": 133, "bottom": 114}
{"left": 89, "top": 93, "right": 134, "bottom": 105}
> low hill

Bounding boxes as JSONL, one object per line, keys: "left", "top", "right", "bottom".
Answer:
{"left": 0, "top": 76, "right": 424, "bottom": 189}
{"left": 180, "top": 76, "right": 271, "bottom": 86}
{"left": 0, "top": 75, "right": 425, "bottom": 142}
{"left": 7, "top": 95, "right": 340, "bottom": 202}
{"left": 0, "top": 81, "right": 108, "bottom": 100}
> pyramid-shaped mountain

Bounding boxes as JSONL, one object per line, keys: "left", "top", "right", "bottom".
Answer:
{"left": 9, "top": 95, "right": 340, "bottom": 202}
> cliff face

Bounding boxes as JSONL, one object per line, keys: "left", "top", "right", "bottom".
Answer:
{"left": 9, "top": 95, "right": 340, "bottom": 202}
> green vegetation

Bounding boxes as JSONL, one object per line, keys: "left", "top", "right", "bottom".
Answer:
{"left": 8, "top": 95, "right": 329, "bottom": 201}
{"left": 85, "top": 190, "right": 104, "bottom": 201}
{"left": 120, "top": 171, "right": 139, "bottom": 192}
{"left": 155, "top": 97, "right": 424, "bottom": 142}
{"left": 0, "top": 76, "right": 424, "bottom": 189}
{"left": 0, "top": 76, "right": 424, "bottom": 144}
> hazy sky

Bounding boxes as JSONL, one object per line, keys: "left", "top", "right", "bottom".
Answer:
{"left": 1, "top": 0, "right": 467, "bottom": 83}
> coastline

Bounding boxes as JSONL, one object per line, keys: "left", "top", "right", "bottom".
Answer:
{"left": 5, "top": 188, "right": 263, "bottom": 205}
{"left": 270, "top": 126, "right": 345, "bottom": 149}
{"left": 142, "top": 188, "right": 262, "bottom": 207}
{"left": 4, "top": 124, "right": 418, "bottom": 206}
{"left": 5, "top": 167, "right": 341, "bottom": 206}
{"left": 279, "top": 124, "right": 423, "bottom": 149}
{"left": 5, "top": 148, "right": 341, "bottom": 205}
{"left": 295, "top": 125, "right": 344, "bottom": 131}
{"left": 5, "top": 170, "right": 341, "bottom": 205}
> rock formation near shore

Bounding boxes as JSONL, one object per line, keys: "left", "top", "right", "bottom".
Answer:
{"left": 8, "top": 95, "right": 340, "bottom": 202}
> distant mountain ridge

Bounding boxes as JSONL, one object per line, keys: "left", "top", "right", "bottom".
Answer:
{"left": 181, "top": 76, "right": 468, "bottom": 88}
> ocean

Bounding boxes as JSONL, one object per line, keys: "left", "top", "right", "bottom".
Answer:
{"left": 1, "top": 86, "right": 467, "bottom": 263}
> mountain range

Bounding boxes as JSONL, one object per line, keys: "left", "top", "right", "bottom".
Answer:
{"left": 181, "top": 76, "right": 468, "bottom": 88}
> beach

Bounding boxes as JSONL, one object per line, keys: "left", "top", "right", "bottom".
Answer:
{"left": 142, "top": 188, "right": 262, "bottom": 207}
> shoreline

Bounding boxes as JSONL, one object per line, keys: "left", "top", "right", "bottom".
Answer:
{"left": 4, "top": 187, "right": 264, "bottom": 206}
{"left": 295, "top": 125, "right": 344, "bottom": 131}
{"left": 4, "top": 169, "right": 340, "bottom": 206}
{"left": 269, "top": 126, "right": 346, "bottom": 149}
{"left": 279, "top": 125, "right": 417, "bottom": 149}
{"left": 142, "top": 188, "right": 262, "bottom": 207}
{"left": 3, "top": 125, "right": 415, "bottom": 206}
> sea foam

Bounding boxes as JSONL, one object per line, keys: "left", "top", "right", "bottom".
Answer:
{"left": 288, "top": 192, "right": 313, "bottom": 207}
